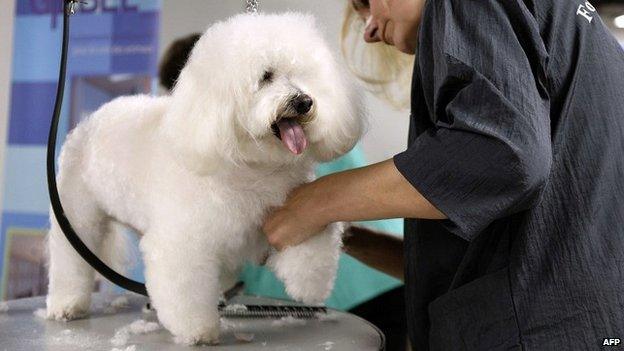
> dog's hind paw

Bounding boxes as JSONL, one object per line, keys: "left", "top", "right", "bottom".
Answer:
{"left": 45, "top": 306, "right": 89, "bottom": 321}
{"left": 45, "top": 294, "right": 90, "bottom": 321}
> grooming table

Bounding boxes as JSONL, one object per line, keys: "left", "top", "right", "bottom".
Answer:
{"left": 0, "top": 293, "right": 384, "bottom": 350}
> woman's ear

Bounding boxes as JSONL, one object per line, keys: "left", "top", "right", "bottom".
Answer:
{"left": 161, "top": 68, "right": 226, "bottom": 175}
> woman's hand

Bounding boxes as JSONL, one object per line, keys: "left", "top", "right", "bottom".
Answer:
{"left": 262, "top": 180, "right": 330, "bottom": 251}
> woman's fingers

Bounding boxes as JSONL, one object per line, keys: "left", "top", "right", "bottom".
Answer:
{"left": 263, "top": 209, "right": 307, "bottom": 250}
{"left": 262, "top": 210, "right": 290, "bottom": 251}
{"left": 262, "top": 190, "right": 328, "bottom": 251}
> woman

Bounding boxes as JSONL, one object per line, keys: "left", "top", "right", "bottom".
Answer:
{"left": 263, "top": 0, "right": 624, "bottom": 350}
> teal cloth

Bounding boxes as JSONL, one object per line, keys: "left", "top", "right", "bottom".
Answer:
{"left": 240, "top": 145, "right": 403, "bottom": 311}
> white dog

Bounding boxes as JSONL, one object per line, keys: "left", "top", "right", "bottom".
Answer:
{"left": 46, "top": 12, "right": 362, "bottom": 344}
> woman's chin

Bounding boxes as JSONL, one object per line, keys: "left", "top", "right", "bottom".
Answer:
{"left": 394, "top": 41, "right": 417, "bottom": 55}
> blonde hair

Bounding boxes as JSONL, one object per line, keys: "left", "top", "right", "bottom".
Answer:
{"left": 340, "top": 3, "right": 415, "bottom": 110}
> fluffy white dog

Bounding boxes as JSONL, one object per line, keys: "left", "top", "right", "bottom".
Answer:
{"left": 46, "top": 12, "right": 362, "bottom": 344}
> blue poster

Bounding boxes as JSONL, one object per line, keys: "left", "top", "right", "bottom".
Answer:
{"left": 1, "top": 0, "right": 161, "bottom": 300}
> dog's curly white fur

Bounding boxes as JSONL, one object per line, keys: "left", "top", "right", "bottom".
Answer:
{"left": 46, "top": 13, "right": 362, "bottom": 344}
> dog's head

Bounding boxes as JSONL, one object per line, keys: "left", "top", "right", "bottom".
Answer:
{"left": 163, "top": 13, "right": 363, "bottom": 174}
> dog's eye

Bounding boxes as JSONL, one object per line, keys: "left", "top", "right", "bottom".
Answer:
{"left": 261, "top": 70, "right": 274, "bottom": 83}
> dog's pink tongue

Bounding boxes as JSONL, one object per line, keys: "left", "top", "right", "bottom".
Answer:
{"left": 277, "top": 119, "right": 307, "bottom": 155}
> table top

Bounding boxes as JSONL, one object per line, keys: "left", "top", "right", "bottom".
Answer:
{"left": 0, "top": 293, "right": 384, "bottom": 350}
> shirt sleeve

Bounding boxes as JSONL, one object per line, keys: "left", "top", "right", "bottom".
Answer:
{"left": 394, "top": 0, "right": 552, "bottom": 241}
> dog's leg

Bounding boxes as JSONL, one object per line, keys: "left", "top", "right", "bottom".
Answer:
{"left": 219, "top": 264, "right": 240, "bottom": 294}
{"left": 267, "top": 222, "right": 344, "bottom": 304}
{"left": 99, "top": 221, "right": 132, "bottom": 276}
{"left": 140, "top": 231, "right": 221, "bottom": 345}
{"left": 46, "top": 208, "right": 107, "bottom": 321}
{"left": 46, "top": 127, "right": 111, "bottom": 320}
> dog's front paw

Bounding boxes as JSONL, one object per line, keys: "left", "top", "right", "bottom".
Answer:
{"left": 267, "top": 229, "right": 342, "bottom": 304}
{"left": 282, "top": 272, "right": 333, "bottom": 304}
{"left": 45, "top": 294, "right": 90, "bottom": 321}
{"left": 158, "top": 308, "right": 220, "bottom": 345}
{"left": 173, "top": 326, "right": 220, "bottom": 345}
{"left": 268, "top": 252, "right": 335, "bottom": 304}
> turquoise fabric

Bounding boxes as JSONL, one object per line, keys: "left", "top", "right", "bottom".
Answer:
{"left": 240, "top": 145, "right": 404, "bottom": 311}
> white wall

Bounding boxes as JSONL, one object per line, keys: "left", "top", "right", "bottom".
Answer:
{"left": 600, "top": 4, "right": 624, "bottom": 42}
{"left": 160, "top": 0, "right": 410, "bottom": 164}
{"left": 0, "top": 0, "right": 16, "bottom": 217}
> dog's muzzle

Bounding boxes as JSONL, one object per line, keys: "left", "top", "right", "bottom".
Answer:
{"left": 292, "top": 94, "right": 313, "bottom": 115}
{"left": 270, "top": 94, "right": 315, "bottom": 155}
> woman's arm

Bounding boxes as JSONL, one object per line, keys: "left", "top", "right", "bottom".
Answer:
{"left": 343, "top": 225, "right": 405, "bottom": 281}
{"left": 315, "top": 159, "right": 444, "bottom": 223}
{"left": 262, "top": 159, "right": 445, "bottom": 250}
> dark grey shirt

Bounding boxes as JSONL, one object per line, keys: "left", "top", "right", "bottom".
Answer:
{"left": 393, "top": 0, "right": 624, "bottom": 349}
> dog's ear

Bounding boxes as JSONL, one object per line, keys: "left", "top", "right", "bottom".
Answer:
{"left": 309, "top": 71, "right": 365, "bottom": 162}
{"left": 161, "top": 68, "right": 229, "bottom": 175}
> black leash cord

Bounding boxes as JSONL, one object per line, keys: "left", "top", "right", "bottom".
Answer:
{"left": 47, "top": 0, "right": 148, "bottom": 296}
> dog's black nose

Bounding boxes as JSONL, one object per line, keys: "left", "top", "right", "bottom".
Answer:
{"left": 293, "top": 94, "right": 313, "bottom": 114}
